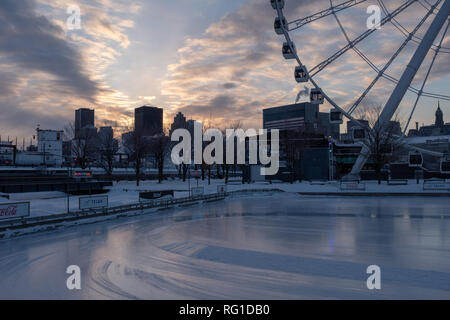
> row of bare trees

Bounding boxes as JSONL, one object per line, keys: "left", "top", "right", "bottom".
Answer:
{"left": 64, "top": 122, "right": 99, "bottom": 170}
{"left": 64, "top": 122, "right": 172, "bottom": 186}
{"left": 62, "top": 103, "right": 403, "bottom": 186}
{"left": 122, "top": 129, "right": 171, "bottom": 186}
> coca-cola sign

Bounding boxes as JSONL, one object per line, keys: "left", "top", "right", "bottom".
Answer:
{"left": 0, "top": 202, "right": 30, "bottom": 220}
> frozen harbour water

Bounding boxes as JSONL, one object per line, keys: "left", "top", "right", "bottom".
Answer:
{"left": 0, "top": 194, "right": 449, "bottom": 299}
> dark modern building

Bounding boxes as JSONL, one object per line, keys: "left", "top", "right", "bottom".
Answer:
{"left": 319, "top": 112, "right": 340, "bottom": 140}
{"left": 263, "top": 102, "right": 340, "bottom": 139}
{"left": 262, "top": 102, "right": 335, "bottom": 181}
{"left": 99, "top": 126, "right": 114, "bottom": 139}
{"left": 135, "top": 106, "right": 163, "bottom": 137}
{"left": 263, "top": 103, "right": 319, "bottom": 132}
{"left": 75, "top": 108, "right": 95, "bottom": 138}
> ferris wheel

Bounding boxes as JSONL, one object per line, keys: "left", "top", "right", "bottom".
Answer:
{"left": 270, "top": 0, "right": 450, "bottom": 178}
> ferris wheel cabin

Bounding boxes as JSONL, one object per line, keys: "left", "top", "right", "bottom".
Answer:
{"left": 282, "top": 42, "right": 297, "bottom": 59}
{"left": 294, "top": 66, "right": 308, "bottom": 83}
{"left": 310, "top": 88, "right": 324, "bottom": 104}
{"left": 274, "top": 17, "right": 287, "bottom": 35}
{"left": 270, "top": 0, "right": 285, "bottom": 10}
{"left": 330, "top": 109, "right": 343, "bottom": 124}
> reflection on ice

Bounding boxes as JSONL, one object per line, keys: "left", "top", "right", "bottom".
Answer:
{"left": 0, "top": 194, "right": 449, "bottom": 299}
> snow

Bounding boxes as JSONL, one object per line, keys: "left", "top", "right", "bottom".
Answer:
{"left": 404, "top": 135, "right": 450, "bottom": 145}
{"left": 0, "top": 194, "right": 449, "bottom": 299}
{"left": 0, "top": 178, "right": 448, "bottom": 218}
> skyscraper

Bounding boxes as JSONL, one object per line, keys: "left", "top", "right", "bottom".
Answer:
{"left": 170, "top": 112, "right": 187, "bottom": 136}
{"left": 75, "top": 108, "right": 95, "bottom": 138}
{"left": 135, "top": 106, "right": 163, "bottom": 136}
{"left": 99, "top": 126, "right": 114, "bottom": 139}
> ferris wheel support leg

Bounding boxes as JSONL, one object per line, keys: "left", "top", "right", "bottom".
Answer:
{"left": 345, "top": 0, "right": 450, "bottom": 180}
{"left": 343, "top": 144, "right": 371, "bottom": 181}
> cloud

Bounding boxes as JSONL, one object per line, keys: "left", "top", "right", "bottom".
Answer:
{"left": 139, "top": 96, "right": 156, "bottom": 101}
{"left": 0, "top": 0, "right": 142, "bottom": 138}
{"left": 0, "top": 0, "right": 100, "bottom": 100}
{"left": 0, "top": 0, "right": 448, "bottom": 139}
{"left": 223, "top": 82, "right": 238, "bottom": 89}
{"left": 0, "top": 72, "right": 23, "bottom": 96}
{"left": 161, "top": 0, "right": 450, "bottom": 129}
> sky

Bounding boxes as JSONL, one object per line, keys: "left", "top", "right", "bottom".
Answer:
{"left": 0, "top": 0, "right": 449, "bottom": 141}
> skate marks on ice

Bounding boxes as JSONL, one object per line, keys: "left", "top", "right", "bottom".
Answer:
{"left": 0, "top": 195, "right": 450, "bottom": 299}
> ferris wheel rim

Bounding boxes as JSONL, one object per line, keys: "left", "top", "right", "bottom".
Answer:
{"left": 378, "top": 0, "right": 450, "bottom": 53}
{"left": 332, "top": 0, "right": 448, "bottom": 118}
{"left": 273, "top": 0, "right": 450, "bottom": 132}
{"left": 273, "top": 0, "right": 368, "bottom": 130}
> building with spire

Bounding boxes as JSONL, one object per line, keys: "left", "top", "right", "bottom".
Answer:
{"left": 435, "top": 102, "right": 444, "bottom": 129}
{"left": 408, "top": 102, "right": 450, "bottom": 136}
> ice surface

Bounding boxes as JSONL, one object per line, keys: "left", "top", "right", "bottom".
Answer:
{"left": 0, "top": 194, "right": 449, "bottom": 299}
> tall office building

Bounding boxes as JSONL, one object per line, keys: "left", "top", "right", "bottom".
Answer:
{"left": 187, "top": 120, "right": 202, "bottom": 139}
{"left": 75, "top": 108, "right": 95, "bottom": 138}
{"left": 135, "top": 106, "right": 163, "bottom": 136}
{"left": 170, "top": 112, "right": 187, "bottom": 136}
{"left": 99, "top": 126, "right": 114, "bottom": 139}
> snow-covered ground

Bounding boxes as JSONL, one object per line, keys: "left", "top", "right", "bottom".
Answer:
{"left": 0, "top": 194, "right": 449, "bottom": 299}
{"left": 1, "top": 178, "right": 448, "bottom": 218}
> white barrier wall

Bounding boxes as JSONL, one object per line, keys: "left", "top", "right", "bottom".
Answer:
{"left": 0, "top": 202, "right": 30, "bottom": 220}
{"left": 79, "top": 196, "right": 109, "bottom": 210}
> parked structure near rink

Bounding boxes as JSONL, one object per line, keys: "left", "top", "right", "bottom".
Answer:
{"left": 4, "top": 128, "right": 64, "bottom": 167}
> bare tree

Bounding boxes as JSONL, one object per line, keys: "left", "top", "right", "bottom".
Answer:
{"left": 201, "top": 121, "right": 212, "bottom": 184}
{"left": 355, "top": 104, "right": 404, "bottom": 184}
{"left": 220, "top": 120, "right": 243, "bottom": 184}
{"left": 98, "top": 130, "right": 118, "bottom": 177}
{"left": 122, "top": 127, "right": 149, "bottom": 187}
{"left": 148, "top": 126, "right": 172, "bottom": 184}
{"left": 64, "top": 122, "right": 98, "bottom": 169}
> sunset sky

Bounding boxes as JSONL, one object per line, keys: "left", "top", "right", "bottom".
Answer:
{"left": 0, "top": 0, "right": 449, "bottom": 140}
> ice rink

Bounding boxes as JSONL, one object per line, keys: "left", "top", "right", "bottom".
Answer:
{"left": 0, "top": 194, "right": 449, "bottom": 299}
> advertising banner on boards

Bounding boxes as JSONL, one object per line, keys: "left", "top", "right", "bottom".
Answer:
{"left": 0, "top": 202, "right": 30, "bottom": 220}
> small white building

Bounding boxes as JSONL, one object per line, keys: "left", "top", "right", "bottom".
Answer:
{"left": 37, "top": 129, "right": 63, "bottom": 166}
{"left": 13, "top": 129, "right": 64, "bottom": 167}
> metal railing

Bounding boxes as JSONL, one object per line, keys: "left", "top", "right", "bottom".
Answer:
{"left": 0, "top": 193, "right": 225, "bottom": 232}
{"left": 0, "top": 189, "right": 284, "bottom": 234}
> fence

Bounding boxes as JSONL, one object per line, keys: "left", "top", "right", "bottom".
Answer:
{"left": 0, "top": 189, "right": 284, "bottom": 235}
{"left": 0, "top": 193, "right": 225, "bottom": 233}
{"left": 423, "top": 179, "right": 450, "bottom": 191}
{"left": 340, "top": 181, "right": 366, "bottom": 191}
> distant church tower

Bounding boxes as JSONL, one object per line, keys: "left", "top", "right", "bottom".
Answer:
{"left": 435, "top": 101, "right": 444, "bottom": 129}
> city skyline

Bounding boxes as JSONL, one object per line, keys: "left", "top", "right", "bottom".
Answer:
{"left": 0, "top": 0, "right": 449, "bottom": 138}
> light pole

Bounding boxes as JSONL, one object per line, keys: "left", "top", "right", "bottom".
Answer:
{"left": 67, "top": 192, "right": 70, "bottom": 214}
{"left": 328, "top": 137, "right": 334, "bottom": 181}
{"left": 187, "top": 165, "right": 191, "bottom": 198}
